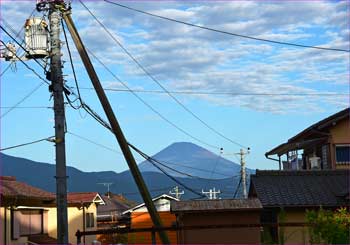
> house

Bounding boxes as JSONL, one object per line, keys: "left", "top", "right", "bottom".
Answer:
{"left": 0, "top": 176, "right": 57, "bottom": 244}
{"left": 64, "top": 192, "right": 105, "bottom": 244}
{"left": 249, "top": 169, "right": 350, "bottom": 244}
{"left": 265, "top": 108, "right": 350, "bottom": 170}
{"left": 0, "top": 176, "right": 104, "bottom": 244}
{"left": 171, "top": 198, "right": 262, "bottom": 244}
{"left": 123, "top": 194, "right": 179, "bottom": 244}
{"left": 97, "top": 192, "right": 133, "bottom": 228}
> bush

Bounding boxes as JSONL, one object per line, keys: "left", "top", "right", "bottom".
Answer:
{"left": 306, "top": 207, "right": 350, "bottom": 244}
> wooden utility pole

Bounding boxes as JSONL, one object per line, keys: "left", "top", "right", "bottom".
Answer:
{"left": 63, "top": 11, "right": 170, "bottom": 244}
{"left": 49, "top": 3, "right": 69, "bottom": 243}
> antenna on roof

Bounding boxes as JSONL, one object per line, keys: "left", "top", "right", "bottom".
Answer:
{"left": 97, "top": 182, "right": 113, "bottom": 198}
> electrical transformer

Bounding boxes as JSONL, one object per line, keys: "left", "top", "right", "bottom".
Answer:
{"left": 24, "top": 17, "right": 49, "bottom": 59}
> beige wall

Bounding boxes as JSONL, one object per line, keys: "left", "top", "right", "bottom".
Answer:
{"left": 0, "top": 207, "right": 29, "bottom": 245}
{"left": 278, "top": 210, "right": 310, "bottom": 245}
{"left": 48, "top": 204, "right": 97, "bottom": 244}
{"left": 330, "top": 118, "right": 350, "bottom": 169}
{"left": 330, "top": 118, "right": 350, "bottom": 143}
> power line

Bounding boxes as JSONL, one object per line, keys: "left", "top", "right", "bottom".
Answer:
{"left": 0, "top": 40, "right": 49, "bottom": 85}
{"left": 103, "top": 0, "right": 350, "bottom": 53}
{"left": 0, "top": 25, "right": 48, "bottom": 73}
{"left": 233, "top": 177, "right": 242, "bottom": 198}
{"left": 129, "top": 143, "right": 206, "bottom": 198}
{"left": 0, "top": 82, "right": 44, "bottom": 118}
{"left": 80, "top": 0, "right": 247, "bottom": 150}
{"left": 0, "top": 136, "right": 54, "bottom": 151}
{"left": 79, "top": 87, "right": 348, "bottom": 97}
{"left": 0, "top": 106, "right": 52, "bottom": 109}
{"left": 85, "top": 47, "right": 220, "bottom": 150}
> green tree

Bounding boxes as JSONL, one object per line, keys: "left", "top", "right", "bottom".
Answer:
{"left": 306, "top": 207, "right": 350, "bottom": 244}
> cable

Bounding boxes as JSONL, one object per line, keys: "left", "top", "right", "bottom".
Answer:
{"left": 80, "top": 0, "right": 247, "bottom": 149}
{"left": 103, "top": 0, "right": 349, "bottom": 53}
{"left": 78, "top": 87, "right": 348, "bottom": 97}
{"left": 0, "top": 136, "right": 54, "bottom": 151}
{"left": 233, "top": 177, "right": 242, "bottom": 198}
{"left": 0, "top": 25, "right": 48, "bottom": 73}
{"left": 61, "top": 19, "right": 83, "bottom": 104}
{"left": 129, "top": 143, "right": 206, "bottom": 198}
{"left": 0, "top": 82, "right": 44, "bottom": 118}
{"left": 0, "top": 40, "right": 49, "bottom": 85}
{"left": 0, "top": 106, "right": 52, "bottom": 109}
{"left": 85, "top": 47, "right": 220, "bottom": 150}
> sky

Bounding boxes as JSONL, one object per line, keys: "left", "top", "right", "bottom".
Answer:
{"left": 0, "top": 0, "right": 349, "bottom": 174}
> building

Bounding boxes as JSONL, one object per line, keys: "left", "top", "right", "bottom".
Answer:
{"left": 0, "top": 176, "right": 57, "bottom": 244}
{"left": 97, "top": 192, "right": 133, "bottom": 228}
{"left": 123, "top": 194, "right": 179, "bottom": 244}
{"left": 249, "top": 169, "right": 350, "bottom": 244}
{"left": 0, "top": 176, "right": 104, "bottom": 244}
{"left": 265, "top": 108, "right": 350, "bottom": 170}
{"left": 171, "top": 198, "right": 262, "bottom": 244}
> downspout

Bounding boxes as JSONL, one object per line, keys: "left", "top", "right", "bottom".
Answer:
{"left": 82, "top": 204, "right": 86, "bottom": 244}
{"left": 4, "top": 206, "right": 7, "bottom": 245}
{"left": 265, "top": 154, "right": 281, "bottom": 170}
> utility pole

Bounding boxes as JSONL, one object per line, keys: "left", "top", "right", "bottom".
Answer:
{"left": 49, "top": 2, "right": 68, "bottom": 243}
{"left": 236, "top": 148, "right": 250, "bottom": 198}
{"left": 169, "top": 186, "right": 184, "bottom": 200}
{"left": 63, "top": 11, "right": 170, "bottom": 244}
{"left": 202, "top": 188, "right": 221, "bottom": 199}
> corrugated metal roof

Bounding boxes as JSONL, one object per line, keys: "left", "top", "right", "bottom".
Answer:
{"left": 250, "top": 169, "right": 350, "bottom": 207}
{"left": 171, "top": 198, "right": 262, "bottom": 212}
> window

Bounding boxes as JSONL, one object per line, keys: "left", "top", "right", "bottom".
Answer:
{"left": 336, "top": 145, "right": 350, "bottom": 164}
{"left": 85, "top": 213, "right": 94, "bottom": 228}
{"left": 12, "top": 210, "right": 43, "bottom": 239}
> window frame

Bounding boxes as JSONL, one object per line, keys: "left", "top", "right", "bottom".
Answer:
{"left": 335, "top": 144, "right": 350, "bottom": 164}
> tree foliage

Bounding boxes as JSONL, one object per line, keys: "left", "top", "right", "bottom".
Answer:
{"left": 306, "top": 207, "right": 350, "bottom": 244}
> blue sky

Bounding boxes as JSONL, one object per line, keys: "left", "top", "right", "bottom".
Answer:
{"left": 0, "top": 0, "right": 349, "bottom": 173}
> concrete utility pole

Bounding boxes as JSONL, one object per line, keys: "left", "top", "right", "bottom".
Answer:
{"left": 169, "top": 186, "right": 184, "bottom": 200}
{"left": 236, "top": 148, "right": 250, "bottom": 198}
{"left": 49, "top": 3, "right": 69, "bottom": 243}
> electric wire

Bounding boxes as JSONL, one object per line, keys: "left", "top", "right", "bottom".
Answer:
{"left": 0, "top": 136, "right": 54, "bottom": 151}
{"left": 129, "top": 143, "right": 206, "bottom": 198}
{"left": 85, "top": 47, "right": 220, "bottom": 150}
{"left": 0, "top": 40, "right": 49, "bottom": 85}
{"left": 80, "top": 0, "right": 247, "bottom": 150}
{"left": 103, "top": 0, "right": 350, "bottom": 53}
{"left": 78, "top": 87, "right": 348, "bottom": 97}
{"left": 0, "top": 25, "right": 48, "bottom": 73}
{"left": 0, "top": 82, "right": 44, "bottom": 118}
{"left": 233, "top": 177, "right": 242, "bottom": 198}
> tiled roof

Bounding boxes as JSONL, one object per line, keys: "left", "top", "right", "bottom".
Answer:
{"left": 98, "top": 194, "right": 131, "bottom": 214}
{"left": 0, "top": 176, "right": 54, "bottom": 200}
{"left": 171, "top": 198, "right": 262, "bottom": 212}
{"left": 67, "top": 192, "right": 104, "bottom": 204}
{"left": 249, "top": 170, "right": 350, "bottom": 208}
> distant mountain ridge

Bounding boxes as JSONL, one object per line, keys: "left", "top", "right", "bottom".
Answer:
{"left": 138, "top": 142, "right": 253, "bottom": 178}
{"left": 0, "top": 142, "right": 252, "bottom": 201}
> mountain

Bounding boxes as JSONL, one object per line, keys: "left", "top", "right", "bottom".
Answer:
{"left": 137, "top": 142, "right": 253, "bottom": 178}
{"left": 0, "top": 142, "right": 252, "bottom": 202}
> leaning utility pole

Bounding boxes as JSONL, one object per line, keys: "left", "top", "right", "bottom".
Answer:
{"left": 63, "top": 10, "right": 170, "bottom": 244}
{"left": 49, "top": 3, "right": 69, "bottom": 244}
{"left": 236, "top": 148, "right": 250, "bottom": 198}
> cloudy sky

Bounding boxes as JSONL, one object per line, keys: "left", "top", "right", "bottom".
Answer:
{"left": 1, "top": 1, "right": 349, "bottom": 174}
